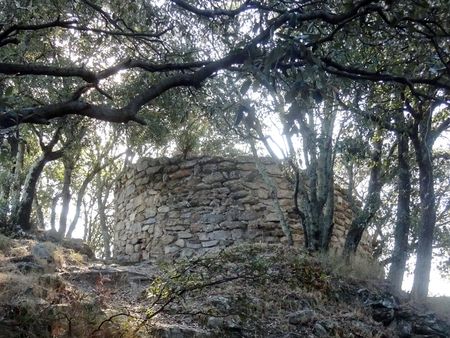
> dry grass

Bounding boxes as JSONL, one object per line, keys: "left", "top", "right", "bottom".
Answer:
{"left": 65, "top": 249, "right": 87, "bottom": 266}
{"left": 318, "top": 251, "right": 384, "bottom": 282}
{"left": 0, "top": 272, "right": 39, "bottom": 303}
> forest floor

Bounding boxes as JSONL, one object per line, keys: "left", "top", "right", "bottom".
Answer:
{"left": 0, "top": 234, "right": 449, "bottom": 338}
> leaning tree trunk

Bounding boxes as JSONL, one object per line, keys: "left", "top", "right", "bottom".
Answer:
{"left": 343, "top": 135, "right": 383, "bottom": 257}
{"left": 66, "top": 171, "right": 97, "bottom": 238}
{"left": 410, "top": 131, "right": 436, "bottom": 300}
{"left": 388, "top": 126, "right": 411, "bottom": 292}
{"left": 66, "top": 154, "right": 122, "bottom": 238}
{"left": 14, "top": 150, "right": 63, "bottom": 231}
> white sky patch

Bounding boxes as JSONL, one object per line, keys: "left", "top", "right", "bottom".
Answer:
{"left": 403, "top": 256, "right": 450, "bottom": 297}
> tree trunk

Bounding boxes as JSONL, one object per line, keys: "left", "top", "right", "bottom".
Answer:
{"left": 0, "top": 135, "right": 18, "bottom": 224}
{"left": 410, "top": 131, "right": 436, "bottom": 300}
{"left": 66, "top": 159, "right": 116, "bottom": 238}
{"left": 9, "top": 139, "right": 25, "bottom": 221}
{"left": 33, "top": 197, "right": 45, "bottom": 230}
{"left": 58, "top": 157, "right": 75, "bottom": 238}
{"left": 50, "top": 193, "right": 61, "bottom": 231}
{"left": 388, "top": 127, "right": 411, "bottom": 292}
{"left": 318, "top": 108, "right": 336, "bottom": 250}
{"left": 66, "top": 173, "right": 95, "bottom": 238}
{"left": 343, "top": 135, "right": 383, "bottom": 256}
{"left": 14, "top": 150, "right": 63, "bottom": 231}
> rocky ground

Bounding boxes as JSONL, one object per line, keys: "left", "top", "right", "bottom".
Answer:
{"left": 0, "top": 234, "right": 449, "bottom": 337}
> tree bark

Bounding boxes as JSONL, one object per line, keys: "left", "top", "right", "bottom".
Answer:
{"left": 388, "top": 126, "right": 411, "bottom": 292}
{"left": 50, "top": 193, "right": 61, "bottom": 231}
{"left": 14, "top": 150, "right": 63, "bottom": 230}
{"left": 33, "top": 197, "right": 45, "bottom": 230}
{"left": 9, "top": 139, "right": 25, "bottom": 221}
{"left": 410, "top": 128, "right": 436, "bottom": 300}
{"left": 58, "top": 157, "right": 75, "bottom": 238}
{"left": 66, "top": 171, "right": 97, "bottom": 238}
{"left": 0, "top": 135, "right": 19, "bottom": 225}
{"left": 343, "top": 135, "right": 383, "bottom": 256}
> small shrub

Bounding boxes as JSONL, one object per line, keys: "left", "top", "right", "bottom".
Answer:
{"left": 65, "top": 250, "right": 86, "bottom": 266}
{"left": 0, "top": 233, "right": 12, "bottom": 254}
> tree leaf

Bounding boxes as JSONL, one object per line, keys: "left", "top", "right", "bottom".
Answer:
{"left": 4, "top": 86, "right": 13, "bottom": 97}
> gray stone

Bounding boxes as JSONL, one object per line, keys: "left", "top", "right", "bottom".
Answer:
{"left": 314, "top": 323, "right": 329, "bottom": 337}
{"left": 231, "top": 229, "right": 244, "bottom": 239}
{"left": 125, "top": 243, "right": 134, "bottom": 255}
{"left": 177, "top": 232, "right": 193, "bottom": 239}
{"left": 288, "top": 309, "right": 315, "bottom": 325}
{"left": 186, "top": 242, "right": 202, "bottom": 249}
{"left": 129, "top": 253, "right": 140, "bottom": 262}
{"left": 202, "top": 172, "right": 223, "bottom": 183}
{"left": 161, "top": 235, "right": 175, "bottom": 245}
{"left": 125, "top": 184, "right": 136, "bottom": 197}
{"left": 164, "top": 246, "right": 179, "bottom": 254}
{"left": 180, "top": 248, "right": 195, "bottom": 258}
{"left": 209, "top": 230, "right": 230, "bottom": 241}
{"left": 166, "top": 225, "right": 185, "bottom": 232}
{"left": 174, "top": 239, "right": 185, "bottom": 247}
{"left": 198, "top": 232, "right": 208, "bottom": 241}
{"left": 158, "top": 205, "right": 170, "bottom": 213}
{"left": 146, "top": 166, "right": 162, "bottom": 175}
{"left": 144, "top": 217, "right": 156, "bottom": 225}
{"left": 201, "top": 213, "right": 225, "bottom": 224}
{"left": 202, "top": 240, "right": 219, "bottom": 248}
{"left": 31, "top": 243, "right": 55, "bottom": 263}
{"left": 265, "top": 212, "right": 280, "bottom": 222}
{"left": 145, "top": 208, "right": 157, "bottom": 218}
{"left": 208, "top": 295, "right": 231, "bottom": 312}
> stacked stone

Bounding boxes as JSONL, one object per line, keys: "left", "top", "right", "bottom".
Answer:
{"left": 114, "top": 156, "right": 371, "bottom": 262}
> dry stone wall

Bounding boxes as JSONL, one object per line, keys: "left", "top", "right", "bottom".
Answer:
{"left": 114, "top": 156, "right": 371, "bottom": 262}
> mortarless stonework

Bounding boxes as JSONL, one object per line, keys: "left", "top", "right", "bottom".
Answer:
{"left": 113, "top": 156, "right": 371, "bottom": 262}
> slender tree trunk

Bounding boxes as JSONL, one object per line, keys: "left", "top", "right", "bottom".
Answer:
{"left": 82, "top": 200, "right": 90, "bottom": 242}
{"left": 14, "top": 150, "right": 63, "bottom": 231}
{"left": 66, "top": 173, "right": 95, "bottom": 238}
{"left": 66, "top": 158, "right": 118, "bottom": 238}
{"left": 50, "top": 193, "right": 61, "bottom": 231}
{"left": 343, "top": 135, "right": 383, "bottom": 256}
{"left": 0, "top": 135, "right": 18, "bottom": 224}
{"left": 318, "top": 108, "right": 336, "bottom": 250}
{"left": 346, "top": 162, "right": 354, "bottom": 208}
{"left": 58, "top": 157, "right": 75, "bottom": 238}
{"left": 410, "top": 132, "right": 436, "bottom": 300}
{"left": 388, "top": 128, "right": 411, "bottom": 292}
{"left": 9, "top": 140, "right": 25, "bottom": 221}
{"left": 33, "top": 198, "right": 45, "bottom": 230}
